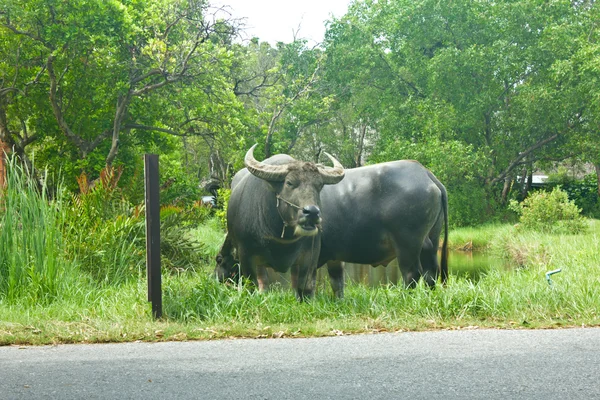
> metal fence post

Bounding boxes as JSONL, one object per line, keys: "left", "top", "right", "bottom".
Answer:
{"left": 144, "top": 154, "right": 162, "bottom": 319}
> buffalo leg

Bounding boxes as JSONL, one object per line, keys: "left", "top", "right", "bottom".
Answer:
{"left": 294, "top": 265, "right": 317, "bottom": 301}
{"left": 256, "top": 265, "right": 270, "bottom": 292}
{"left": 420, "top": 237, "right": 440, "bottom": 288}
{"left": 395, "top": 240, "right": 423, "bottom": 289}
{"left": 238, "top": 252, "right": 269, "bottom": 291}
{"left": 421, "top": 210, "right": 444, "bottom": 287}
{"left": 326, "top": 261, "right": 345, "bottom": 299}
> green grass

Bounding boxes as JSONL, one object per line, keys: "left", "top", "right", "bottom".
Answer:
{"left": 1, "top": 157, "right": 599, "bottom": 345}
{"left": 2, "top": 220, "right": 599, "bottom": 345}
{"left": 187, "top": 217, "right": 226, "bottom": 262}
{"left": 448, "top": 223, "right": 514, "bottom": 251}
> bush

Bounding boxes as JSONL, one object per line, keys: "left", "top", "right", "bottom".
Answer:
{"left": 547, "top": 173, "right": 600, "bottom": 218}
{"left": 159, "top": 207, "right": 208, "bottom": 272}
{"left": 509, "top": 187, "right": 587, "bottom": 234}
{"left": 64, "top": 166, "right": 210, "bottom": 283}
{"left": 64, "top": 166, "right": 145, "bottom": 284}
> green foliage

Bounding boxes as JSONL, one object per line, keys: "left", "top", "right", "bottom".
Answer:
{"left": 448, "top": 183, "right": 496, "bottom": 227}
{"left": 159, "top": 206, "right": 211, "bottom": 272}
{"left": 323, "top": 0, "right": 600, "bottom": 221}
{"left": 215, "top": 188, "right": 231, "bottom": 230}
{"left": 509, "top": 187, "right": 588, "bottom": 234}
{"left": 187, "top": 217, "right": 228, "bottom": 265}
{"left": 1, "top": 0, "right": 247, "bottom": 192}
{"left": 547, "top": 172, "right": 600, "bottom": 218}
{"left": 63, "top": 167, "right": 145, "bottom": 284}
{"left": 0, "top": 156, "right": 79, "bottom": 305}
{"left": 63, "top": 166, "right": 209, "bottom": 282}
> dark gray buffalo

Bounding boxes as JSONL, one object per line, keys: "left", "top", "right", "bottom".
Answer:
{"left": 217, "top": 159, "right": 448, "bottom": 299}
{"left": 317, "top": 160, "right": 448, "bottom": 297}
{"left": 216, "top": 144, "right": 345, "bottom": 300}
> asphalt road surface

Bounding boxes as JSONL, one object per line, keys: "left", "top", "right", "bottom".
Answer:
{"left": 1, "top": 328, "right": 599, "bottom": 399}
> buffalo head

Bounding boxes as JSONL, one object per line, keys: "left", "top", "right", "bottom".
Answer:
{"left": 215, "top": 251, "right": 240, "bottom": 284}
{"left": 244, "top": 144, "right": 345, "bottom": 238}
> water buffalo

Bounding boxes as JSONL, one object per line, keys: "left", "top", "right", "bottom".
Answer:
{"left": 216, "top": 159, "right": 448, "bottom": 299}
{"left": 215, "top": 144, "right": 345, "bottom": 300}
{"left": 317, "top": 160, "right": 448, "bottom": 297}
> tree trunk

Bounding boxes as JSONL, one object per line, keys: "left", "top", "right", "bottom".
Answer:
{"left": 355, "top": 124, "right": 367, "bottom": 167}
{"left": 524, "top": 171, "right": 533, "bottom": 198}
{"left": 105, "top": 91, "right": 132, "bottom": 167}
{"left": 501, "top": 176, "right": 512, "bottom": 204}
{"left": 518, "top": 167, "right": 528, "bottom": 200}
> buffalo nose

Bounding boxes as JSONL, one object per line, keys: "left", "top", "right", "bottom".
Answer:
{"left": 303, "top": 205, "right": 320, "bottom": 219}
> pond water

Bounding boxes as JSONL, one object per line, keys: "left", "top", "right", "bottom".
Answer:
{"left": 261, "top": 250, "right": 507, "bottom": 290}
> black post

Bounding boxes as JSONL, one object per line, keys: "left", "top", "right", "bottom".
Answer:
{"left": 144, "top": 154, "right": 162, "bottom": 319}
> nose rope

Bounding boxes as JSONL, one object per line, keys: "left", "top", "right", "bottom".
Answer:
{"left": 276, "top": 194, "right": 303, "bottom": 210}
{"left": 276, "top": 194, "right": 303, "bottom": 238}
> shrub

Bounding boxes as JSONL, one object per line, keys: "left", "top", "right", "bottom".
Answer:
{"left": 159, "top": 207, "right": 207, "bottom": 272}
{"left": 65, "top": 173, "right": 210, "bottom": 281}
{"left": 509, "top": 187, "right": 587, "bottom": 234}
{"left": 64, "top": 166, "right": 145, "bottom": 284}
{"left": 547, "top": 173, "right": 600, "bottom": 219}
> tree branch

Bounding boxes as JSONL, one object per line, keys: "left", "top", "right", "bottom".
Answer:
{"left": 490, "top": 133, "right": 559, "bottom": 186}
{"left": 47, "top": 55, "right": 92, "bottom": 156}
{"left": 124, "top": 123, "right": 182, "bottom": 136}
{"left": 265, "top": 63, "right": 321, "bottom": 157}
{"left": 1, "top": 20, "right": 52, "bottom": 49}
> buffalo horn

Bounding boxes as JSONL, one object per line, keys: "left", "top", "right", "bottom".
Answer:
{"left": 320, "top": 152, "right": 345, "bottom": 184}
{"left": 244, "top": 144, "right": 289, "bottom": 182}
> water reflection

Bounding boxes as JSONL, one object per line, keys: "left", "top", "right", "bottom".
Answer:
{"left": 448, "top": 250, "right": 506, "bottom": 281}
{"left": 262, "top": 250, "right": 505, "bottom": 290}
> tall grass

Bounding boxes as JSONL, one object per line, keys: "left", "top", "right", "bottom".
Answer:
{"left": 1, "top": 189, "right": 599, "bottom": 345}
{"left": 162, "top": 220, "right": 600, "bottom": 333}
{"left": 0, "top": 156, "right": 77, "bottom": 304}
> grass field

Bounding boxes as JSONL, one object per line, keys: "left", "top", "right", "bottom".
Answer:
{"left": 1, "top": 218, "right": 599, "bottom": 345}
{"left": 2, "top": 159, "right": 599, "bottom": 345}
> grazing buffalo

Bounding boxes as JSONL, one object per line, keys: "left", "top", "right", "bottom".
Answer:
{"left": 216, "top": 159, "right": 448, "bottom": 299}
{"left": 215, "top": 144, "right": 345, "bottom": 300}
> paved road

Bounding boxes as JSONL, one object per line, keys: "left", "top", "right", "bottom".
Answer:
{"left": 1, "top": 328, "right": 599, "bottom": 399}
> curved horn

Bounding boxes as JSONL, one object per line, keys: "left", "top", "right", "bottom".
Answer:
{"left": 320, "top": 152, "right": 345, "bottom": 184}
{"left": 244, "top": 144, "right": 289, "bottom": 182}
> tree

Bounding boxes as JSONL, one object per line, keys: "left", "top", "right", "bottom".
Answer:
{"left": 1, "top": 0, "right": 245, "bottom": 180}
{"left": 322, "top": 0, "right": 600, "bottom": 223}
